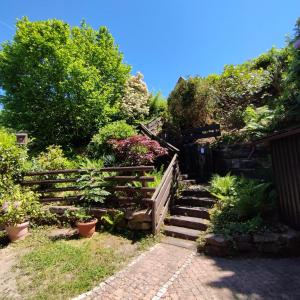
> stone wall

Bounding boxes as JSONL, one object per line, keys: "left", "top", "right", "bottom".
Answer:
{"left": 49, "top": 206, "right": 152, "bottom": 231}
{"left": 213, "top": 143, "right": 271, "bottom": 180}
{"left": 200, "top": 227, "right": 300, "bottom": 257}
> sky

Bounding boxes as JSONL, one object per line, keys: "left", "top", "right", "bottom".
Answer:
{"left": 0, "top": 0, "right": 299, "bottom": 97}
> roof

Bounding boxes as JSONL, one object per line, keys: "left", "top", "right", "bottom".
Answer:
{"left": 253, "top": 126, "right": 300, "bottom": 145}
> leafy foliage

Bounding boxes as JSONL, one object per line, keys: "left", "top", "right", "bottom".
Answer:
{"left": 168, "top": 76, "right": 216, "bottom": 130}
{"left": 120, "top": 72, "right": 150, "bottom": 122}
{"left": 64, "top": 208, "right": 94, "bottom": 223}
{"left": 77, "top": 170, "right": 110, "bottom": 205}
{"left": 32, "top": 145, "right": 73, "bottom": 170}
{"left": 209, "top": 174, "right": 277, "bottom": 235}
{"left": 0, "top": 128, "right": 28, "bottom": 189}
{"left": 0, "top": 185, "right": 41, "bottom": 225}
{"left": 109, "top": 135, "right": 168, "bottom": 166}
{"left": 101, "top": 210, "right": 124, "bottom": 232}
{"left": 242, "top": 105, "right": 278, "bottom": 138}
{"left": 148, "top": 92, "right": 167, "bottom": 118}
{"left": 88, "top": 121, "right": 136, "bottom": 158}
{"left": 280, "top": 18, "right": 300, "bottom": 126}
{"left": 167, "top": 46, "right": 291, "bottom": 136}
{"left": 0, "top": 18, "right": 130, "bottom": 149}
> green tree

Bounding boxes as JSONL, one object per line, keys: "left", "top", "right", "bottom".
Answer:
{"left": 168, "top": 76, "right": 217, "bottom": 130}
{"left": 282, "top": 18, "right": 300, "bottom": 125}
{"left": 0, "top": 18, "right": 130, "bottom": 149}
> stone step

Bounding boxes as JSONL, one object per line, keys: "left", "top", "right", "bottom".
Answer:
{"left": 166, "top": 215, "right": 210, "bottom": 231}
{"left": 163, "top": 225, "right": 201, "bottom": 241}
{"left": 181, "top": 188, "right": 211, "bottom": 198}
{"left": 162, "top": 236, "right": 197, "bottom": 251}
{"left": 171, "top": 205, "right": 210, "bottom": 219}
{"left": 180, "top": 179, "right": 197, "bottom": 185}
{"left": 176, "top": 196, "right": 216, "bottom": 208}
{"left": 179, "top": 174, "right": 189, "bottom": 180}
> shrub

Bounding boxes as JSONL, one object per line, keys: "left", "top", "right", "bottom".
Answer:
{"left": 0, "top": 128, "right": 28, "bottom": 188}
{"left": 64, "top": 208, "right": 94, "bottom": 223}
{"left": 32, "top": 145, "right": 73, "bottom": 170}
{"left": 101, "top": 210, "right": 124, "bottom": 232}
{"left": 242, "top": 105, "right": 276, "bottom": 137}
{"left": 120, "top": 72, "right": 150, "bottom": 122}
{"left": 109, "top": 135, "right": 168, "bottom": 166}
{"left": 0, "top": 184, "right": 41, "bottom": 226}
{"left": 88, "top": 121, "right": 136, "bottom": 157}
{"left": 77, "top": 171, "right": 110, "bottom": 206}
{"left": 148, "top": 92, "right": 167, "bottom": 118}
{"left": 208, "top": 174, "right": 277, "bottom": 235}
{"left": 168, "top": 76, "right": 217, "bottom": 130}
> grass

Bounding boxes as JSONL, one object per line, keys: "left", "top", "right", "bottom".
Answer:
{"left": 0, "top": 226, "right": 159, "bottom": 300}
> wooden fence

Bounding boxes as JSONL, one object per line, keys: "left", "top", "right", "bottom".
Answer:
{"left": 151, "top": 154, "right": 179, "bottom": 234}
{"left": 144, "top": 117, "right": 164, "bottom": 135}
{"left": 21, "top": 166, "right": 156, "bottom": 206}
{"left": 22, "top": 156, "right": 179, "bottom": 234}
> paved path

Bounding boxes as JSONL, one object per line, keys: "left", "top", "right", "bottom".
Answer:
{"left": 75, "top": 240, "right": 300, "bottom": 300}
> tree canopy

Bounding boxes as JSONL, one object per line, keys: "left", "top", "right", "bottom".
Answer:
{"left": 0, "top": 18, "right": 131, "bottom": 149}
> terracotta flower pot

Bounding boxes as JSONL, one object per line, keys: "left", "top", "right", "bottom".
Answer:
{"left": 5, "top": 221, "right": 29, "bottom": 242}
{"left": 76, "top": 219, "right": 98, "bottom": 238}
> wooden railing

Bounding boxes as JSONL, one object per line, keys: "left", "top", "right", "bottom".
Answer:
{"left": 21, "top": 166, "right": 156, "bottom": 206}
{"left": 144, "top": 117, "right": 164, "bottom": 135}
{"left": 151, "top": 154, "right": 179, "bottom": 234}
{"left": 140, "top": 123, "right": 179, "bottom": 154}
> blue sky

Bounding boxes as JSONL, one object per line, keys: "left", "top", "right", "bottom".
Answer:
{"left": 0, "top": 1, "right": 299, "bottom": 97}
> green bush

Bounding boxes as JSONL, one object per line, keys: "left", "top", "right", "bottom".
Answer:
{"left": 0, "top": 128, "right": 28, "bottom": 188}
{"left": 168, "top": 76, "right": 217, "bottom": 130}
{"left": 32, "top": 145, "right": 73, "bottom": 171}
{"left": 208, "top": 174, "right": 277, "bottom": 235}
{"left": 88, "top": 121, "right": 136, "bottom": 157}
{"left": 149, "top": 92, "right": 167, "bottom": 118}
{"left": 0, "top": 184, "right": 41, "bottom": 226}
{"left": 242, "top": 105, "right": 277, "bottom": 138}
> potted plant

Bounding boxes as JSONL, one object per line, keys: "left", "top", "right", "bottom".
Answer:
{"left": 0, "top": 184, "right": 41, "bottom": 242}
{"left": 64, "top": 208, "right": 98, "bottom": 238}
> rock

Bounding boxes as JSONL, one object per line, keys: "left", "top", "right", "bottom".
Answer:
{"left": 257, "top": 243, "right": 281, "bottom": 254}
{"left": 89, "top": 207, "right": 109, "bottom": 219}
{"left": 47, "top": 228, "right": 78, "bottom": 240}
{"left": 125, "top": 209, "right": 152, "bottom": 222}
{"left": 127, "top": 220, "right": 151, "bottom": 230}
{"left": 253, "top": 232, "right": 280, "bottom": 243}
{"left": 49, "top": 206, "right": 77, "bottom": 215}
{"left": 234, "top": 235, "right": 254, "bottom": 252}
{"left": 205, "top": 245, "right": 230, "bottom": 257}
{"left": 205, "top": 233, "right": 228, "bottom": 247}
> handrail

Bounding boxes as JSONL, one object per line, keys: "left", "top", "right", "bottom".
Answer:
{"left": 151, "top": 154, "right": 179, "bottom": 234}
{"left": 140, "top": 123, "right": 179, "bottom": 154}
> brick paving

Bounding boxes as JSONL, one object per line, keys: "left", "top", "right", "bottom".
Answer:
{"left": 75, "top": 241, "right": 300, "bottom": 300}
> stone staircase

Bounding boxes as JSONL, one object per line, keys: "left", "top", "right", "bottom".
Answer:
{"left": 164, "top": 176, "right": 215, "bottom": 241}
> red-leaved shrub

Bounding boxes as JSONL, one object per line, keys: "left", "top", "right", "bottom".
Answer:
{"left": 109, "top": 135, "right": 168, "bottom": 166}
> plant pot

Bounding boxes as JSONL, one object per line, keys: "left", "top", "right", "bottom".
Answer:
{"left": 5, "top": 221, "right": 29, "bottom": 242}
{"left": 76, "top": 219, "right": 98, "bottom": 238}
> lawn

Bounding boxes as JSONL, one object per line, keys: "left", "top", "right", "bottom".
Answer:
{"left": 0, "top": 227, "right": 159, "bottom": 300}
